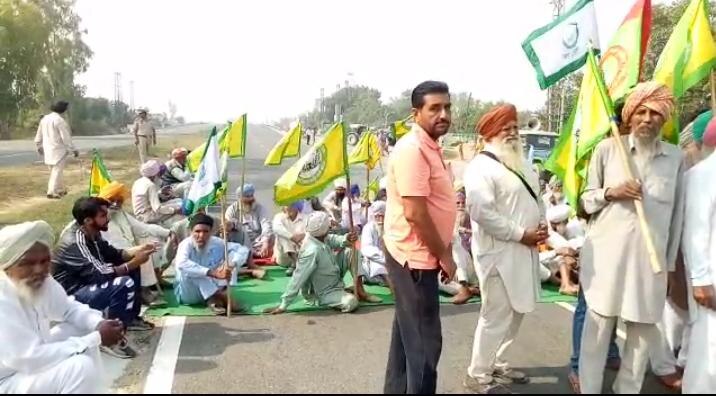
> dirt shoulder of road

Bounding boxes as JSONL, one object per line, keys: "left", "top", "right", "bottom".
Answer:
{"left": 0, "top": 132, "right": 207, "bottom": 234}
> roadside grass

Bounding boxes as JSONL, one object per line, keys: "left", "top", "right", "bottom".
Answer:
{"left": 0, "top": 132, "right": 208, "bottom": 234}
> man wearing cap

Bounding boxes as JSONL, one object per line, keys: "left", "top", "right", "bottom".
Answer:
{"left": 463, "top": 103, "right": 546, "bottom": 393}
{"left": 322, "top": 178, "right": 348, "bottom": 225}
{"left": 272, "top": 201, "right": 307, "bottom": 275}
{"left": 132, "top": 159, "right": 184, "bottom": 227}
{"left": 162, "top": 148, "right": 192, "bottom": 198}
{"left": 264, "top": 211, "right": 360, "bottom": 314}
{"left": 360, "top": 201, "right": 391, "bottom": 288}
{"left": 539, "top": 204, "right": 582, "bottom": 296}
{"left": 34, "top": 100, "right": 79, "bottom": 199}
{"left": 98, "top": 181, "right": 173, "bottom": 306}
{"left": 681, "top": 116, "right": 716, "bottom": 393}
{"left": 0, "top": 221, "right": 126, "bottom": 393}
{"left": 132, "top": 108, "right": 156, "bottom": 164}
{"left": 175, "top": 214, "right": 251, "bottom": 315}
{"left": 578, "top": 82, "right": 686, "bottom": 394}
{"left": 225, "top": 183, "right": 274, "bottom": 258}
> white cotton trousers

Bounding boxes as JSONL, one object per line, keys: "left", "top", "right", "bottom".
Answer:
{"left": 467, "top": 271, "right": 524, "bottom": 383}
{"left": 579, "top": 309, "right": 659, "bottom": 394}
{"left": 47, "top": 155, "right": 68, "bottom": 195}
{"left": 650, "top": 299, "right": 690, "bottom": 376}
{"left": 0, "top": 323, "right": 102, "bottom": 394}
{"left": 683, "top": 305, "right": 716, "bottom": 394}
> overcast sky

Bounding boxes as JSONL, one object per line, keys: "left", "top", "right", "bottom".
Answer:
{"left": 75, "top": 0, "right": 636, "bottom": 123}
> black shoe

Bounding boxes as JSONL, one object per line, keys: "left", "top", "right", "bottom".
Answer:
{"left": 126, "top": 318, "right": 155, "bottom": 332}
{"left": 101, "top": 340, "right": 137, "bottom": 359}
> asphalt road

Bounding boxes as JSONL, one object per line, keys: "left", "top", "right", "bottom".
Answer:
{"left": 118, "top": 125, "right": 674, "bottom": 394}
{"left": 0, "top": 124, "right": 210, "bottom": 167}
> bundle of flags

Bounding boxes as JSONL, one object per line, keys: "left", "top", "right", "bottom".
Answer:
{"left": 524, "top": 0, "right": 715, "bottom": 209}
{"left": 274, "top": 122, "right": 348, "bottom": 206}
{"left": 88, "top": 150, "right": 113, "bottom": 196}
{"left": 187, "top": 114, "right": 247, "bottom": 173}
{"left": 184, "top": 127, "right": 224, "bottom": 215}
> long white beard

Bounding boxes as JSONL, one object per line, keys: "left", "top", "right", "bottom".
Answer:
{"left": 487, "top": 141, "right": 525, "bottom": 172}
{"left": 1, "top": 272, "right": 45, "bottom": 305}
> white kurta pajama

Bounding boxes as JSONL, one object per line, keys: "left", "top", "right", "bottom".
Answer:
{"left": 132, "top": 177, "right": 184, "bottom": 228}
{"left": 682, "top": 152, "right": 716, "bottom": 394}
{"left": 34, "top": 112, "right": 76, "bottom": 196}
{"left": 464, "top": 152, "right": 542, "bottom": 382}
{"left": 578, "top": 136, "right": 685, "bottom": 394}
{"left": 360, "top": 221, "right": 388, "bottom": 282}
{"left": 272, "top": 212, "right": 306, "bottom": 267}
{"left": 102, "top": 207, "right": 170, "bottom": 287}
{"left": 0, "top": 276, "right": 104, "bottom": 394}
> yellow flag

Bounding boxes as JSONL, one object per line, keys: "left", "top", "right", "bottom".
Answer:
{"left": 391, "top": 116, "right": 412, "bottom": 140}
{"left": 220, "top": 113, "right": 247, "bottom": 158}
{"left": 348, "top": 131, "right": 381, "bottom": 170}
{"left": 274, "top": 122, "right": 348, "bottom": 206}
{"left": 265, "top": 122, "right": 302, "bottom": 166}
{"left": 653, "top": 0, "right": 716, "bottom": 143}
{"left": 88, "top": 150, "right": 113, "bottom": 196}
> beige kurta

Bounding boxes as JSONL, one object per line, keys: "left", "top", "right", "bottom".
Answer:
{"left": 580, "top": 135, "right": 685, "bottom": 324}
{"left": 464, "top": 151, "right": 542, "bottom": 314}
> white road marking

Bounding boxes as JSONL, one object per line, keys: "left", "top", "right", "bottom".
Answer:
{"left": 143, "top": 316, "right": 186, "bottom": 394}
{"left": 555, "top": 302, "right": 626, "bottom": 340}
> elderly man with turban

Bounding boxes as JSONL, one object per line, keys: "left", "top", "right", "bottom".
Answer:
{"left": 272, "top": 201, "right": 307, "bottom": 275}
{"left": 132, "top": 159, "right": 184, "bottom": 227}
{"left": 462, "top": 103, "right": 546, "bottom": 393}
{"left": 538, "top": 204, "right": 582, "bottom": 296}
{"left": 161, "top": 147, "right": 193, "bottom": 198}
{"left": 0, "top": 221, "right": 127, "bottom": 393}
{"left": 225, "top": 183, "right": 274, "bottom": 259}
{"left": 360, "top": 201, "right": 391, "bottom": 288}
{"left": 577, "top": 82, "right": 686, "bottom": 394}
{"left": 265, "top": 211, "right": 360, "bottom": 314}
{"left": 322, "top": 177, "right": 348, "bottom": 225}
{"left": 341, "top": 184, "right": 368, "bottom": 230}
{"left": 440, "top": 190, "right": 480, "bottom": 305}
{"left": 679, "top": 116, "right": 716, "bottom": 393}
{"left": 98, "top": 181, "right": 173, "bottom": 306}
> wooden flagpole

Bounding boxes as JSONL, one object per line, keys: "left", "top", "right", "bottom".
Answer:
{"left": 220, "top": 196, "right": 231, "bottom": 317}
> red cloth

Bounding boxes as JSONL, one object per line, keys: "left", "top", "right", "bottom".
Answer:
{"left": 475, "top": 104, "right": 517, "bottom": 138}
{"left": 704, "top": 118, "right": 716, "bottom": 147}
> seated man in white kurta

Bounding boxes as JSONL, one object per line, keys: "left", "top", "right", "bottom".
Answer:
{"left": 0, "top": 221, "right": 125, "bottom": 394}
{"left": 360, "top": 201, "right": 391, "bottom": 288}
{"left": 272, "top": 201, "right": 307, "bottom": 275}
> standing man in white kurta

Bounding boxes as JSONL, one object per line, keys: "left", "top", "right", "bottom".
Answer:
{"left": 682, "top": 118, "right": 716, "bottom": 394}
{"left": 578, "top": 82, "right": 686, "bottom": 394}
{"left": 35, "top": 101, "right": 79, "bottom": 199}
{"left": 463, "top": 104, "right": 547, "bottom": 394}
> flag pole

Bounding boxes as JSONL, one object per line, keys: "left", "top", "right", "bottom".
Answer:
{"left": 587, "top": 44, "right": 662, "bottom": 274}
{"left": 220, "top": 196, "right": 232, "bottom": 318}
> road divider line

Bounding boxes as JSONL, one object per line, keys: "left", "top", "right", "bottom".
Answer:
{"left": 143, "top": 316, "right": 186, "bottom": 394}
{"left": 555, "top": 302, "right": 626, "bottom": 340}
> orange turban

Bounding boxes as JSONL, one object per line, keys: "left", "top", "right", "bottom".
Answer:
{"left": 98, "top": 181, "right": 131, "bottom": 202}
{"left": 475, "top": 104, "right": 518, "bottom": 139}
{"left": 622, "top": 82, "right": 674, "bottom": 125}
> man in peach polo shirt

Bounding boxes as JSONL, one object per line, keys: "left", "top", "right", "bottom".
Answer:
{"left": 383, "top": 81, "right": 457, "bottom": 394}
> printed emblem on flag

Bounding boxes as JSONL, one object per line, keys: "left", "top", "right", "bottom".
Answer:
{"left": 562, "top": 22, "right": 580, "bottom": 57}
{"left": 297, "top": 146, "right": 327, "bottom": 186}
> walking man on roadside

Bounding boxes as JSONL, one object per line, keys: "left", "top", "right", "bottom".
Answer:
{"left": 35, "top": 100, "right": 79, "bottom": 199}
{"left": 383, "top": 81, "right": 457, "bottom": 394}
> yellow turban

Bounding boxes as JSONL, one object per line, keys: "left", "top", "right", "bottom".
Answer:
{"left": 98, "top": 181, "right": 131, "bottom": 202}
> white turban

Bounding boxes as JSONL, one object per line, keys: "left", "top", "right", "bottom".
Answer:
{"left": 370, "top": 201, "right": 386, "bottom": 218}
{"left": 546, "top": 204, "right": 571, "bottom": 224}
{"left": 306, "top": 211, "right": 331, "bottom": 237}
{"left": 379, "top": 177, "right": 387, "bottom": 190}
{"left": 0, "top": 221, "right": 54, "bottom": 270}
{"left": 333, "top": 177, "right": 347, "bottom": 189}
{"left": 140, "top": 160, "right": 161, "bottom": 178}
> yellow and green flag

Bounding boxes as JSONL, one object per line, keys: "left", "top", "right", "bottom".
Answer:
{"left": 653, "top": 0, "right": 716, "bottom": 144}
{"left": 391, "top": 116, "right": 412, "bottom": 140}
{"left": 348, "top": 131, "right": 381, "bottom": 170}
{"left": 88, "top": 150, "right": 113, "bottom": 196}
{"left": 545, "top": 0, "right": 651, "bottom": 208}
{"left": 188, "top": 114, "right": 248, "bottom": 172}
{"left": 274, "top": 122, "right": 348, "bottom": 206}
{"left": 265, "top": 122, "right": 302, "bottom": 166}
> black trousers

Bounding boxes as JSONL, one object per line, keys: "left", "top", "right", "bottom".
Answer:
{"left": 383, "top": 250, "right": 442, "bottom": 394}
